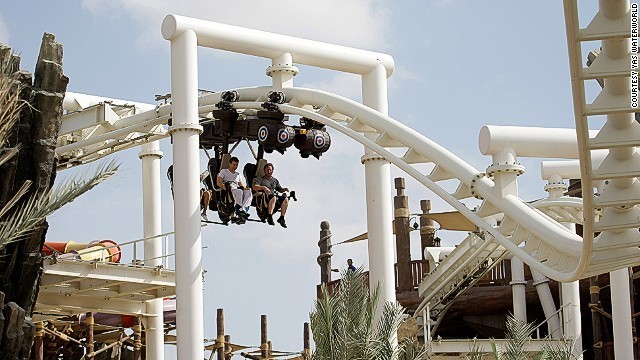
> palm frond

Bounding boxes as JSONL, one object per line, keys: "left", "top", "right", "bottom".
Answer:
{"left": 398, "top": 337, "right": 428, "bottom": 360}
{"left": 539, "top": 338, "right": 580, "bottom": 360}
{"left": 490, "top": 340, "right": 503, "bottom": 359}
{"left": 373, "top": 301, "right": 404, "bottom": 359}
{"left": 465, "top": 339, "right": 486, "bottom": 360}
{"left": 0, "top": 159, "right": 119, "bottom": 249}
{"left": 311, "top": 268, "right": 423, "bottom": 360}
{"left": 0, "top": 143, "right": 22, "bottom": 168}
{"left": 0, "top": 53, "right": 27, "bottom": 148}
{"left": 0, "top": 179, "right": 31, "bottom": 218}
{"left": 502, "top": 315, "right": 537, "bottom": 360}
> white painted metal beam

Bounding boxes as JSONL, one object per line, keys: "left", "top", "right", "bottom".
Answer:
{"left": 161, "top": 15, "right": 394, "bottom": 76}
{"left": 36, "top": 293, "right": 150, "bottom": 316}
{"left": 43, "top": 259, "right": 175, "bottom": 286}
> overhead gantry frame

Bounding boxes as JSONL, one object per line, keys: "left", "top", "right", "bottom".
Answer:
{"left": 160, "top": 15, "right": 396, "bottom": 358}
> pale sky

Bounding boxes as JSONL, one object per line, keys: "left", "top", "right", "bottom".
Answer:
{"left": 1, "top": 1, "right": 600, "bottom": 358}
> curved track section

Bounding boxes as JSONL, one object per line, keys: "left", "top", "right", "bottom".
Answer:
{"left": 563, "top": 1, "right": 640, "bottom": 279}
{"left": 216, "top": 87, "right": 629, "bottom": 281}
{"left": 418, "top": 197, "right": 584, "bottom": 318}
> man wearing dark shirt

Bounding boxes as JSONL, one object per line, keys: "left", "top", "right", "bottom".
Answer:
{"left": 347, "top": 259, "right": 356, "bottom": 272}
{"left": 252, "top": 163, "right": 289, "bottom": 227}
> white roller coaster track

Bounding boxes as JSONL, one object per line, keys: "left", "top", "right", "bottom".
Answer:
{"left": 562, "top": 1, "right": 640, "bottom": 282}
{"left": 418, "top": 197, "right": 585, "bottom": 320}
{"left": 58, "top": 84, "right": 639, "bottom": 283}
{"left": 204, "top": 85, "right": 637, "bottom": 282}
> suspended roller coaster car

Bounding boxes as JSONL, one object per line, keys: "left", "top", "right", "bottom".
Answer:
{"left": 188, "top": 92, "right": 317, "bottom": 225}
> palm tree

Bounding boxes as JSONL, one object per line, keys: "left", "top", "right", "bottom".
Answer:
{"left": 310, "top": 268, "right": 426, "bottom": 360}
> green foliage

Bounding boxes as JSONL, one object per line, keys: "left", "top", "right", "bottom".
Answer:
{"left": 0, "top": 49, "right": 119, "bottom": 250}
{"left": 537, "top": 338, "right": 580, "bottom": 360}
{"left": 498, "top": 315, "right": 538, "bottom": 360}
{"left": 488, "top": 314, "right": 578, "bottom": 360}
{"left": 310, "top": 268, "right": 427, "bottom": 360}
{"left": 467, "top": 340, "right": 486, "bottom": 360}
{"left": 0, "top": 159, "right": 120, "bottom": 249}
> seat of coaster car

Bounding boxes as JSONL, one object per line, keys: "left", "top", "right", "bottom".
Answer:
{"left": 244, "top": 160, "right": 273, "bottom": 222}
{"left": 206, "top": 155, "right": 238, "bottom": 224}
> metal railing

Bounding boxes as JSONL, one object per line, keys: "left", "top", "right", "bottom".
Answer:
{"left": 43, "top": 231, "right": 177, "bottom": 271}
{"left": 317, "top": 258, "right": 536, "bottom": 299}
{"left": 317, "top": 260, "right": 430, "bottom": 298}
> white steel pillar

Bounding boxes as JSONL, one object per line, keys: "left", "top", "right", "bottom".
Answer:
{"left": 510, "top": 257, "right": 527, "bottom": 322}
{"left": 139, "top": 141, "right": 165, "bottom": 360}
{"left": 531, "top": 270, "right": 562, "bottom": 339}
{"left": 561, "top": 281, "right": 582, "bottom": 358}
{"left": 488, "top": 148, "right": 527, "bottom": 322}
{"left": 560, "top": 221, "right": 582, "bottom": 359}
{"left": 167, "top": 29, "right": 205, "bottom": 359}
{"left": 610, "top": 268, "right": 633, "bottom": 359}
{"left": 361, "top": 64, "right": 395, "bottom": 323}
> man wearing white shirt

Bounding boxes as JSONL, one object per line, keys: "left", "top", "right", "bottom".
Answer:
{"left": 217, "top": 156, "right": 252, "bottom": 218}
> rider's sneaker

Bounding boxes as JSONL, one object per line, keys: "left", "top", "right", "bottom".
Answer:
{"left": 267, "top": 214, "right": 275, "bottom": 226}
{"left": 277, "top": 216, "right": 287, "bottom": 228}
{"left": 201, "top": 213, "right": 208, "bottom": 222}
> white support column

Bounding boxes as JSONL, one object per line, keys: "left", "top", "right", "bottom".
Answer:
{"left": 488, "top": 148, "right": 527, "bottom": 322}
{"left": 139, "top": 141, "right": 164, "bottom": 360}
{"left": 510, "top": 257, "right": 527, "bottom": 322}
{"left": 531, "top": 270, "right": 562, "bottom": 339}
{"left": 167, "top": 29, "right": 205, "bottom": 359}
{"left": 361, "top": 64, "right": 395, "bottom": 324}
{"left": 561, "top": 281, "right": 582, "bottom": 358}
{"left": 560, "top": 222, "right": 582, "bottom": 359}
{"left": 610, "top": 268, "right": 633, "bottom": 359}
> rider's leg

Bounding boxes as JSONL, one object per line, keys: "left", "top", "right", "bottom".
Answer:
{"left": 202, "top": 191, "right": 211, "bottom": 215}
{"left": 241, "top": 189, "right": 253, "bottom": 213}
{"left": 268, "top": 196, "right": 276, "bottom": 214}
{"left": 280, "top": 197, "right": 289, "bottom": 217}
{"left": 231, "top": 188, "right": 244, "bottom": 214}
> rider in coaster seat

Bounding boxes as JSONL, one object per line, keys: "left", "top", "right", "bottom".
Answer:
{"left": 169, "top": 163, "right": 215, "bottom": 221}
{"left": 252, "top": 162, "right": 289, "bottom": 228}
{"left": 199, "top": 169, "right": 213, "bottom": 221}
{"left": 217, "top": 156, "right": 252, "bottom": 219}
{"left": 209, "top": 156, "right": 239, "bottom": 224}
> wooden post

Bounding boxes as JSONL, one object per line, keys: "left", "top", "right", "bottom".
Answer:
{"left": 34, "top": 322, "right": 44, "bottom": 360}
{"left": 224, "top": 334, "right": 232, "bottom": 360}
{"left": 261, "top": 315, "right": 268, "bottom": 359}
{"left": 84, "top": 312, "right": 94, "bottom": 357}
{"left": 46, "top": 322, "right": 58, "bottom": 360}
{"left": 303, "top": 322, "right": 311, "bottom": 359}
{"left": 133, "top": 316, "right": 142, "bottom": 360}
{"left": 420, "top": 200, "right": 436, "bottom": 259}
{"left": 590, "top": 276, "right": 603, "bottom": 360}
{"left": 318, "top": 221, "right": 333, "bottom": 284}
{"left": 394, "top": 178, "right": 412, "bottom": 292}
{"left": 217, "top": 308, "right": 225, "bottom": 360}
